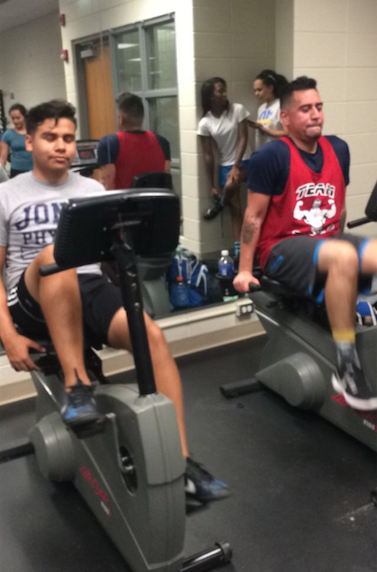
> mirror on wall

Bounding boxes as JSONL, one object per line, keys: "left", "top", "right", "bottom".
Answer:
{"left": 0, "top": 0, "right": 284, "bottom": 319}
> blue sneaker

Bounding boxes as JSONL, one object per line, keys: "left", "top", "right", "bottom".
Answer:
{"left": 61, "top": 381, "right": 102, "bottom": 427}
{"left": 185, "top": 457, "right": 228, "bottom": 503}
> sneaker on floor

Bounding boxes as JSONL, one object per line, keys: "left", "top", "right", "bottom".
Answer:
{"left": 61, "top": 381, "right": 102, "bottom": 427}
{"left": 185, "top": 457, "right": 228, "bottom": 503}
{"left": 204, "top": 201, "right": 224, "bottom": 221}
{"left": 332, "top": 362, "right": 377, "bottom": 411}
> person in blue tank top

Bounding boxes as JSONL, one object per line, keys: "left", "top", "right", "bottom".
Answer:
{"left": 0, "top": 103, "right": 33, "bottom": 178}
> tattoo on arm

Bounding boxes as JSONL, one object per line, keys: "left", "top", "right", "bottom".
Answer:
{"left": 242, "top": 220, "right": 256, "bottom": 244}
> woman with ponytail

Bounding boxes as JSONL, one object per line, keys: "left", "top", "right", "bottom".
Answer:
{"left": 248, "top": 70, "right": 288, "bottom": 149}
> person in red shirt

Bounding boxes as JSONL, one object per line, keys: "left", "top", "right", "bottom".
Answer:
{"left": 98, "top": 93, "right": 170, "bottom": 190}
{"left": 234, "top": 76, "right": 377, "bottom": 411}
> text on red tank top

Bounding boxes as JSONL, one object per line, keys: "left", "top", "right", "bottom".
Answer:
{"left": 257, "top": 136, "right": 345, "bottom": 268}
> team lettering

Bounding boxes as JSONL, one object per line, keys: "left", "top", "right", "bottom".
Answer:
{"left": 15, "top": 202, "right": 64, "bottom": 231}
{"left": 295, "top": 183, "right": 335, "bottom": 201}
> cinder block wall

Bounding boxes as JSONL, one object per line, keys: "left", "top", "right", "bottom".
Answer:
{"left": 291, "top": 0, "right": 377, "bottom": 237}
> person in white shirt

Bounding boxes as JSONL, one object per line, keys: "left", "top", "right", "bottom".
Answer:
{"left": 248, "top": 69, "right": 288, "bottom": 149}
{"left": 198, "top": 77, "right": 250, "bottom": 259}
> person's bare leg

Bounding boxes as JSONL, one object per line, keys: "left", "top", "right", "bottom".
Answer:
{"left": 317, "top": 241, "right": 359, "bottom": 331}
{"left": 317, "top": 239, "right": 377, "bottom": 409}
{"left": 225, "top": 185, "right": 243, "bottom": 242}
{"left": 359, "top": 239, "right": 377, "bottom": 275}
{"left": 107, "top": 308, "right": 189, "bottom": 458}
{"left": 24, "top": 245, "right": 90, "bottom": 389}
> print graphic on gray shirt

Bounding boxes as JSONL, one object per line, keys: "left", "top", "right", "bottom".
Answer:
{"left": 0, "top": 171, "right": 106, "bottom": 297}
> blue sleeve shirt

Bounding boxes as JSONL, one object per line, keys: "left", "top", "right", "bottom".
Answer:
{"left": 247, "top": 136, "right": 350, "bottom": 196}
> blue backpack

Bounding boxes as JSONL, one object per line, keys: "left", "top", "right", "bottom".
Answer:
{"left": 167, "top": 246, "right": 209, "bottom": 307}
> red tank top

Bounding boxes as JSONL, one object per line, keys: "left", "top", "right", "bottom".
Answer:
{"left": 114, "top": 131, "right": 166, "bottom": 190}
{"left": 257, "top": 136, "right": 345, "bottom": 269}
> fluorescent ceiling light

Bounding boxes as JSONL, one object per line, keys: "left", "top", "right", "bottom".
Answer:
{"left": 128, "top": 58, "right": 141, "bottom": 62}
{"left": 117, "top": 43, "right": 137, "bottom": 49}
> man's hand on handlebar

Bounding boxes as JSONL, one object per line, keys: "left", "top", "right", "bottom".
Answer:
{"left": 233, "top": 271, "right": 260, "bottom": 293}
{"left": 4, "top": 333, "right": 45, "bottom": 372}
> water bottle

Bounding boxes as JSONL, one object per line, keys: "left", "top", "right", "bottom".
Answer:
{"left": 218, "top": 250, "right": 237, "bottom": 301}
{"left": 218, "top": 250, "right": 234, "bottom": 277}
{"left": 170, "top": 275, "right": 190, "bottom": 309}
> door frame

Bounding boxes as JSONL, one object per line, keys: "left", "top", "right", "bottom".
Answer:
{"left": 73, "top": 33, "right": 113, "bottom": 139}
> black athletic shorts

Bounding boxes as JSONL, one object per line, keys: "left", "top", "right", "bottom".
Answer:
{"left": 8, "top": 272, "right": 123, "bottom": 346}
{"left": 264, "top": 233, "right": 373, "bottom": 303}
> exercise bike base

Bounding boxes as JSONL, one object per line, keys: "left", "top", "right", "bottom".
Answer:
{"left": 182, "top": 542, "right": 232, "bottom": 572}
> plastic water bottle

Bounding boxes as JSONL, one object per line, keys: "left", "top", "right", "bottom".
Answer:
{"left": 218, "top": 250, "right": 237, "bottom": 302}
{"left": 170, "top": 275, "right": 190, "bottom": 309}
{"left": 218, "top": 250, "right": 234, "bottom": 277}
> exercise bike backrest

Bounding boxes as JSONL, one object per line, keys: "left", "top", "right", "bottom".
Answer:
{"left": 131, "top": 171, "right": 173, "bottom": 191}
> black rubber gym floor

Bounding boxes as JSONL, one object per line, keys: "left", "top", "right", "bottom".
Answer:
{"left": 0, "top": 336, "right": 376, "bottom": 572}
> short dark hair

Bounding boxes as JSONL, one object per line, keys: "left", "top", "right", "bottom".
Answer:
{"left": 9, "top": 103, "right": 27, "bottom": 117}
{"left": 116, "top": 92, "right": 144, "bottom": 123}
{"left": 26, "top": 100, "right": 76, "bottom": 135}
{"left": 254, "top": 70, "right": 288, "bottom": 99}
{"left": 200, "top": 77, "right": 229, "bottom": 117}
{"left": 280, "top": 76, "right": 318, "bottom": 109}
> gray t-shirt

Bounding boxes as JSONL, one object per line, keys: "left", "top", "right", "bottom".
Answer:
{"left": 0, "top": 171, "right": 106, "bottom": 296}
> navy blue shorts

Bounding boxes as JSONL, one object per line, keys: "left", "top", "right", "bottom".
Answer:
{"left": 264, "top": 233, "right": 373, "bottom": 303}
{"left": 8, "top": 272, "right": 123, "bottom": 346}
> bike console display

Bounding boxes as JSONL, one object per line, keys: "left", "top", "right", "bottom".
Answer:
{"left": 53, "top": 188, "right": 180, "bottom": 269}
{"left": 71, "top": 140, "right": 99, "bottom": 175}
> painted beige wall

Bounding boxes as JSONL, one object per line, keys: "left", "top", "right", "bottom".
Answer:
{"left": 1, "top": 0, "right": 375, "bottom": 250}
{"left": 186, "top": 0, "right": 277, "bottom": 256}
{"left": 293, "top": 0, "right": 377, "bottom": 237}
{"left": 0, "top": 11, "right": 66, "bottom": 114}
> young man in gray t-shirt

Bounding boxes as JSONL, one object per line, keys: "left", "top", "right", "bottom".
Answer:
{"left": 0, "top": 100, "right": 228, "bottom": 503}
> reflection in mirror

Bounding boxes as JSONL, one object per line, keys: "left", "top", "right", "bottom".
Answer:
{"left": 1, "top": 0, "right": 375, "bottom": 320}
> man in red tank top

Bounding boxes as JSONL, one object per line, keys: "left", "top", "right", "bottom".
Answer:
{"left": 97, "top": 93, "right": 170, "bottom": 190}
{"left": 234, "top": 76, "right": 377, "bottom": 411}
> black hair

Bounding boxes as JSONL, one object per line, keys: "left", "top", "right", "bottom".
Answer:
{"left": 26, "top": 100, "right": 76, "bottom": 135}
{"left": 201, "top": 77, "right": 229, "bottom": 117}
{"left": 116, "top": 92, "right": 144, "bottom": 123}
{"left": 255, "top": 70, "right": 288, "bottom": 99}
{"left": 9, "top": 103, "right": 27, "bottom": 118}
{"left": 280, "top": 76, "right": 318, "bottom": 109}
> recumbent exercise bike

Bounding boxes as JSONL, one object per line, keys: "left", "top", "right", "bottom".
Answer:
{"left": 24, "top": 188, "right": 232, "bottom": 572}
{"left": 221, "top": 182, "right": 377, "bottom": 453}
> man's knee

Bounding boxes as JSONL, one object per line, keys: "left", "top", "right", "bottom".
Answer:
{"left": 145, "top": 318, "right": 167, "bottom": 353}
{"left": 38, "top": 244, "right": 55, "bottom": 261}
{"left": 319, "top": 241, "right": 359, "bottom": 275}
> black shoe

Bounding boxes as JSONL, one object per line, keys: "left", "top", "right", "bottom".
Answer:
{"left": 332, "top": 362, "right": 377, "bottom": 411}
{"left": 185, "top": 457, "right": 228, "bottom": 503}
{"left": 204, "top": 201, "right": 224, "bottom": 221}
{"left": 61, "top": 381, "right": 102, "bottom": 427}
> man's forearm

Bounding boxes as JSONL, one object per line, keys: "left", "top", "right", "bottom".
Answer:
{"left": 0, "top": 284, "right": 18, "bottom": 344}
{"left": 233, "top": 136, "right": 247, "bottom": 169}
{"left": 99, "top": 165, "right": 116, "bottom": 191}
{"left": 239, "top": 213, "right": 263, "bottom": 272}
